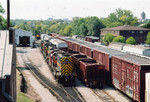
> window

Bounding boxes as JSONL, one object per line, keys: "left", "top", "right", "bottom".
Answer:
{"left": 139, "top": 31, "right": 143, "bottom": 33}
{"left": 132, "top": 31, "right": 134, "bottom": 33}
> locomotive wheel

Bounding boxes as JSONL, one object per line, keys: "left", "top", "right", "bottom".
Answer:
{"left": 86, "top": 83, "right": 89, "bottom": 87}
{"left": 89, "top": 82, "right": 93, "bottom": 88}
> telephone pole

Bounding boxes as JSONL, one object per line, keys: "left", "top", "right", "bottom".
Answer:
{"left": 7, "top": 0, "right": 10, "bottom": 30}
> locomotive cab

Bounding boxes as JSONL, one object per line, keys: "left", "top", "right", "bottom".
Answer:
{"left": 52, "top": 52, "right": 76, "bottom": 85}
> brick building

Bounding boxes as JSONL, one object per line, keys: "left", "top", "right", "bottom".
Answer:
{"left": 101, "top": 25, "right": 150, "bottom": 43}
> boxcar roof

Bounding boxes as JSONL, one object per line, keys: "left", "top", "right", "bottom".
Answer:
{"left": 0, "top": 31, "right": 13, "bottom": 79}
{"left": 63, "top": 37, "right": 125, "bottom": 56}
{"left": 113, "top": 54, "right": 150, "bottom": 65}
{"left": 62, "top": 37, "right": 150, "bottom": 65}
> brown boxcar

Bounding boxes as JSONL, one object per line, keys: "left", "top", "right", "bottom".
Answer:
{"left": 80, "top": 45, "right": 92, "bottom": 58}
{"left": 111, "top": 54, "right": 150, "bottom": 102}
{"left": 68, "top": 40, "right": 73, "bottom": 50}
{"left": 85, "top": 36, "right": 99, "bottom": 43}
{"left": 72, "top": 42, "right": 80, "bottom": 52}
{"left": 93, "top": 49, "right": 109, "bottom": 71}
{"left": 79, "top": 58, "right": 105, "bottom": 87}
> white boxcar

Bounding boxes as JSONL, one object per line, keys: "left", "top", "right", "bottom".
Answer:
{"left": 50, "top": 39, "right": 68, "bottom": 49}
{"left": 41, "top": 34, "right": 47, "bottom": 41}
{"left": 15, "top": 29, "right": 33, "bottom": 47}
{"left": 109, "top": 42, "right": 125, "bottom": 50}
{"left": 123, "top": 45, "right": 150, "bottom": 56}
{"left": 145, "top": 73, "right": 150, "bottom": 102}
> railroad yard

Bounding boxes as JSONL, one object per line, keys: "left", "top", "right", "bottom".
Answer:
{"left": 16, "top": 44, "right": 133, "bottom": 102}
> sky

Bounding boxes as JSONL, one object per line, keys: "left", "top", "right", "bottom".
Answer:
{"left": 0, "top": 0, "right": 150, "bottom": 20}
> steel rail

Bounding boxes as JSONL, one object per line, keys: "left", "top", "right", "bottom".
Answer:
{"left": 21, "top": 53, "right": 65, "bottom": 102}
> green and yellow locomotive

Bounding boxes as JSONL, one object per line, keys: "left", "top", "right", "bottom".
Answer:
{"left": 41, "top": 37, "right": 76, "bottom": 85}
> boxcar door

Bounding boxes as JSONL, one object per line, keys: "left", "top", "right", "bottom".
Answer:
{"left": 121, "top": 61, "right": 127, "bottom": 92}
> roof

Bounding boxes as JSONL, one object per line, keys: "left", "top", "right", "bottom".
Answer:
{"left": 101, "top": 25, "right": 150, "bottom": 31}
{"left": 85, "top": 36, "right": 99, "bottom": 40}
{"left": 0, "top": 31, "right": 13, "bottom": 79}
{"left": 15, "top": 29, "right": 32, "bottom": 35}
{"left": 113, "top": 54, "right": 150, "bottom": 65}
{"left": 61, "top": 37, "right": 150, "bottom": 65}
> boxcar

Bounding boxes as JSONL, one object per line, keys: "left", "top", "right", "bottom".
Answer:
{"left": 72, "top": 42, "right": 80, "bottom": 52}
{"left": 111, "top": 54, "right": 150, "bottom": 102}
{"left": 80, "top": 45, "right": 92, "bottom": 58}
{"left": 85, "top": 36, "right": 99, "bottom": 43}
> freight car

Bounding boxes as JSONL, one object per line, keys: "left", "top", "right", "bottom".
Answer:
{"left": 56, "top": 37, "right": 125, "bottom": 83}
{"left": 108, "top": 42, "right": 150, "bottom": 57}
{"left": 64, "top": 49, "right": 105, "bottom": 87}
{"left": 111, "top": 54, "right": 150, "bottom": 102}
{"left": 55, "top": 36, "right": 150, "bottom": 102}
{"left": 41, "top": 38, "right": 76, "bottom": 85}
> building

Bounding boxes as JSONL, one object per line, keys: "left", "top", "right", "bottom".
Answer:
{"left": 138, "top": 12, "right": 150, "bottom": 23}
{"left": 141, "top": 11, "right": 146, "bottom": 20}
{"left": 15, "top": 29, "right": 34, "bottom": 47}
{"left": 101, "top": 25, "right": 150, "bottom": 43}
{"left": 0, "top": 29, "right": 16, "bottom": 102}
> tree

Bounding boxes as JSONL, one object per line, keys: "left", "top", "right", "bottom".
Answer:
{"left": 142, "top": 23, "right": 150, "bottom": 29}
{"left": 85, "top": 16, "right": 105, "bottom": 37}
{"left": 126, "top": 37, "right": 136, "bottom": 45}
{"left": 102, "top": 8, "right": 138, "bottom": 28}
{"left": 112, "top": 36, "right": 125, "bottom": 43}
{"left": 0, "top": 3, "right": 6, "bottom": 30}
{"left": 146, "top": 32, "right": 150, "bottom": 44}
{"left": 49, "top": 24, "right": 59, "bottom": 33}
{"left": 104, "top": 33, "right": 115, "bottom": 43}
{"left": 63, "top": 25, "right": 72, "bottom": 36}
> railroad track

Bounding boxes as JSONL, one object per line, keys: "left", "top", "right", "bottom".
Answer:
{"left": 20, "top": 49, "right": 84, "bottom": 102}
{"left": 92, "top": 88, "right": 117, "bottom": 102}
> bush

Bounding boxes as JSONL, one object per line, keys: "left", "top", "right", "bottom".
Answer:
{"left": 112, "top": 36, "right": 125, "bottom": 43}
{"left": 104, "top": 33, "right": 115, "bottom": 43}
{"left": 126, "top": 37, "right": 136, "bottom": 45}
{"left": 146, "top": 32, "right": 150, "bottom": 44}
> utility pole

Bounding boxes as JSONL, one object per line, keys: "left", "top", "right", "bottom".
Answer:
{"left": 7, "top": 0, "right": 10, "bottom": 30}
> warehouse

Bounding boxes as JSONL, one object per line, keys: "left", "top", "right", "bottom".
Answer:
{"left": 0, "top": 29, "right": 16, "bottom": 102}
{"left": 15, "top": 29, "right": 34, "bottom": 47}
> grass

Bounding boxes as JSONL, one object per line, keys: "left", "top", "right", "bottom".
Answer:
{"left": 16, "top": 68, "right": 35, "bottom": 102}
{"left": 17, "top": 92, "right": 35, "bottom": 102}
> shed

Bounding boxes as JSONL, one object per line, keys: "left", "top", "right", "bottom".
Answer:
{"left": 15, "top": 29, "right": 33, "bottom": 47}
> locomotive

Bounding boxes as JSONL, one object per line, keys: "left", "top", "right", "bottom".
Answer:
{"left": 41, "top": 37, "right": 76, "bottom": 85}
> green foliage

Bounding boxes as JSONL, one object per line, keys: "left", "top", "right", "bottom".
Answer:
{"left": 0, "top": 3, "right": 8, "bottom": 30}
{"left": 104, "top": 33, "right": 115, "bottom": 43}
{"left": 142, "top": 23, "right": 150, "bottom": 29}
{"left": 126, "top": 37, "right": 136, "bottom": 44}
{"left": 112, "top": 36, "right": 125, "bottom": 43}
{"left": 102, "top": 8, "right": 139, "bottom": 28}
{"left": 87, "top": 17, "right": 105, "bottom": 37}
{"left": 14, "top": 23, "right": 30, "bottom": 31}
{"left": 13, "top": 16, "right": 105, "bottom": 37}
{"left": 63, "top": 25, "right": 72, "bottom": 36}
{"left": 0, "top": 3, "right": 5, "bottom": 14}
{"left": 146, "top": 32, "right": 150, "bottom": 44}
